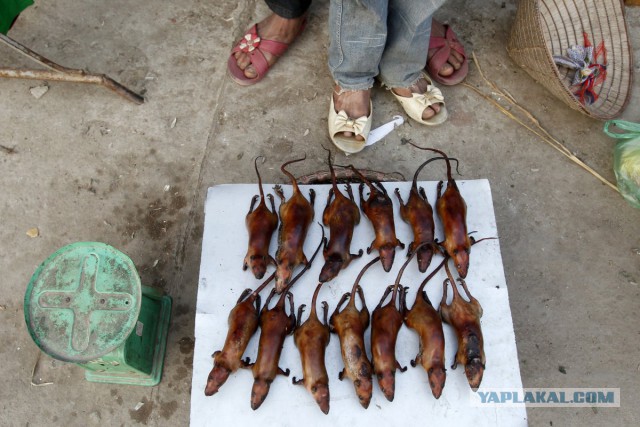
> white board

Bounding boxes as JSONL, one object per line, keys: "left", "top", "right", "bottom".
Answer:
{"left": 191, "top": 181, "right": 527, "bottom": 426}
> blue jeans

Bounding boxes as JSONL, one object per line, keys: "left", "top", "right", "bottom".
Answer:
{"left": 329, "top": 0, "right": 446, "bottom": 90}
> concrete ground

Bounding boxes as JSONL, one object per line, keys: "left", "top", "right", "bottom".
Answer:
{"left": 1, "top": 0, "right": 638, "bottom": 425}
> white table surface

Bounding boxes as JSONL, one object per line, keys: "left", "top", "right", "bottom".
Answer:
{"left": 190, "top": 180, "right": 527, "bottom": 426}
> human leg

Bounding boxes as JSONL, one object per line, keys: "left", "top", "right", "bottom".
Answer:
{"left": 379, "top": 0, "right": 447, "bottom": 123}
{"left": 328, "top": 0, "right": 387, "bottom": 152}
{"left": 378, "top": 0, "right": 444, "bottom": 88}
{"left": 329, "top": 0, "right": 388, "bottom": 90}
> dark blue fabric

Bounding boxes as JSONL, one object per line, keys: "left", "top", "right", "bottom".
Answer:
{"left": 265, "top": 0, "right": 311, "bottom": 19}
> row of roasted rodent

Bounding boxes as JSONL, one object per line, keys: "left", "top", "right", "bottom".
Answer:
{"left": 204, "top": 146, "right": 490, "bottom": 413}
{"left": 205, "top": 236, "right": 485, "bottom": 413}
{"left": 243, "top": 145, "right": 488, "bottom": 290}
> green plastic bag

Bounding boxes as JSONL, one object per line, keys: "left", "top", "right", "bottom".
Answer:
{"left": 0, "top": 0, "right": 34, "bottom": 34}
{"left": 604, "top": 120, "right": 640, "bottom": 209}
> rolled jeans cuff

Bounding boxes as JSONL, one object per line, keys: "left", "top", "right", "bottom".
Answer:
{"left": 334, "top": 81, "right": 375, "bottom": 93}
{"left": 381, "top": 73, "right": 423, "bottom": 91}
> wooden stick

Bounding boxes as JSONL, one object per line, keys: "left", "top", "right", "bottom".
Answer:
{"left": 0, "top": 33, "right": 144, "bottom": 104}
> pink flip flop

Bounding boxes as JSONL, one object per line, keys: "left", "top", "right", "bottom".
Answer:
{"left": 426, "top": 21, "right": 469, "bottom": 86}
{"left": 227, "top": 20, "right": 307, "bottom": 86}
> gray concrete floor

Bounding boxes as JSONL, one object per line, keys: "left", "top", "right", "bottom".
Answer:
{"left": 1, "top": 0, "right": 639, "bottom": 425}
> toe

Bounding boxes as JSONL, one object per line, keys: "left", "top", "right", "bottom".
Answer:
{"left": 244, "top": 64, "right": 258, "bottom": 79}
{"left": 438, "top": 63, "right": 454, "bottom": 77}
{"left": 235, "top": 52, "right": 250, "bottom": 71}
{"left": 450, "top": 51, "right": 464, "bottom": 70}
{"left": 451, "top": 49, "right": 464, "bottom": 63}
{"left": 422, "top": 107, "right": 436, "bottom": 121}
{"left": 339, "top": 131, "right": 364, "bottom": 142}
{"left": 422, "top": 103, "right": 442, "bottom": 121}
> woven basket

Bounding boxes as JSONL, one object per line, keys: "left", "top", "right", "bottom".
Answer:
{"left": 507, "top": 0, "right": 633, "bottom": 120}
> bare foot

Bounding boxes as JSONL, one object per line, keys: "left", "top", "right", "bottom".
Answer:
{"left": 392, "top": 77, "right": 442, "bottom": 121}
{"left": 332, "top": 86, "right": 371, "bottom": 141}
{"left": 428, "top": 19, "right": 464, "bottom": 78}
{"left": 234, "top": 13, "right": 306, "bottom": 79}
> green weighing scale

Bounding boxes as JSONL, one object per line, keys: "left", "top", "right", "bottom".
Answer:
{"left": 24, "top": 242, "right": 171, "bottom": 386}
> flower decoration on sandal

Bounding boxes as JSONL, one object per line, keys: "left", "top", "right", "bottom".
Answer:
{"left": 238, "top": 33, "right": 261, "bottom": 53}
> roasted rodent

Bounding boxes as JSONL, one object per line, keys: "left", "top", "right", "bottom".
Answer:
{"left": 395, "top": 157, "right": 448, "bottom": 273}
{"left": 403, "top": 258, "right": 447, "bottom": 398}
{"left": 329, "top": 256, "right": 380, "bottom": 408}
{"left": 371, "top": 249, "right": 424, "bottom": 401}
{"left": 349, "top": 165, "right": 404, "bottom": 272}
{"left": 204, "top": 272, "right": 274, "bottom": 396}
{"left": 439, "top": 259, "right": 485, "bottom": 390}
{"left": 250, "top": 288, "right": 295, "bottom": 410}
{"left": 274, "top": 156, "right": 315, "bottom": 293}
{"left": 319, "top": 148, "right": 362, "bottom": 282}
{"left": 293, "top": 282, "right": 331, "bottom": 414}
{"left": 243, "top": 156, "right": 278, "bottom": 279}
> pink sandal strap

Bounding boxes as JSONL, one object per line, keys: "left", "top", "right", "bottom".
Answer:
{"left": 426, "top": 23, "right": 468, "bottom": 85}
{"left": 230, "top": 25, "right": 292, "bottom": 57}
{"left": 429, "top": 26, "right": 465, "bottom": 57}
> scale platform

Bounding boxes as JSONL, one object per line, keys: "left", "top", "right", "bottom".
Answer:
{"left": 191, "top": 181, "right": 527, "bottom": 425}
{"left": 24, "top": 242, "right": 171, "bottom": 386}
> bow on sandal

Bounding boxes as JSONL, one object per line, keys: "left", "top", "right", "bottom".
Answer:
{"left": 391, "top": 74, "right": 448, "bottom": 126}
{"left": 426, "top": 20, "right": 468, "bottom": 86}
{"left": 227, "top": 20, "right": 307, "bottom": 86}
{"left": 328, "top": 97, "right": 373, "bottom": 154}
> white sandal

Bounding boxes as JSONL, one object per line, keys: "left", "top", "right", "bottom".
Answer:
{"left": 391, "top": 73, "right": 448, "bottom": 125}
{"left": 328, "top": 96, "right": 373, "bottom": 154}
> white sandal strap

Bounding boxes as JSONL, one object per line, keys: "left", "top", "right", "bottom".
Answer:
{"left": 392, "top": 74, "right": 448, "bottom": 125}
{"left": 328, "top": 98, "right": 373, "bottom": 154}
